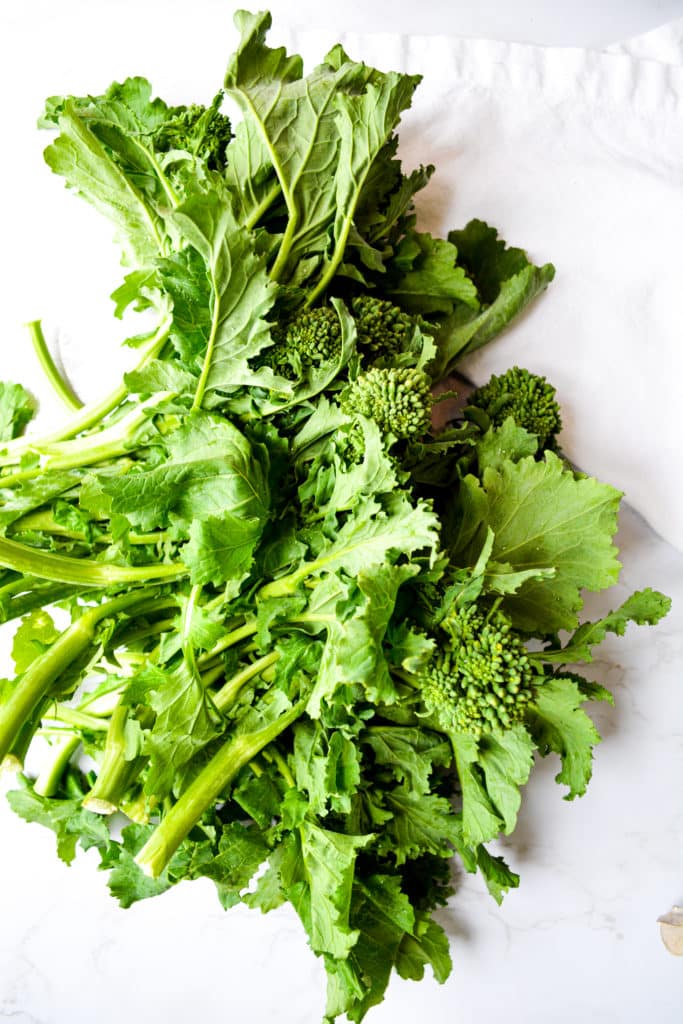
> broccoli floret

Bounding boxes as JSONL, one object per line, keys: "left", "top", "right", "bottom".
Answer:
{"left": 341, "top": 367, "right": 432, "bottom": 440}
{"left": 468, "top": 366, "right": 562, "bottom": 449}
{"left": 154, "top": 92, "right": 233, "bottom": 171}
{"left": 285, "top": 308, "right": 341, "bottom": 364}
{"left": 351, "top": 295, "right": 414, "bottom": 360}
{"left": 264, "top": 307, "right": 342, "bottom": 380}
{"left": 418, "top": 605, "right": 536, "bottom": 736}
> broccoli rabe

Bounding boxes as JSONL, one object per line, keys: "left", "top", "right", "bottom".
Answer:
{"left": 153, "top": 92, "right": 233, "bottom": 171}
{"left": 351, "top": 295, "right": 415, "bottom": 360}
{"left": 418, "top": 604, "right": 536, "bottom": 736}
{"left": 341, "top": 367, "right": 432, "bottom": 440}
{"left": 468, "top": 366, "right": 562, "bottom": 449}
{"left": 264, "top": 307, "right": 341, "bottom": 380}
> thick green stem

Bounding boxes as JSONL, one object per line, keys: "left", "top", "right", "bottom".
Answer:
{"left": 0, "top": 536, "right": 186, "bottom": 586}
{"left": 212, "top": 651, "right": 280, "bottom": 712}
{"left": 0, "top": 312, "right": 171, "bottom": 463}
{"left": 0, "top": 590, "right": 158, "bottom": 764}
{"left": 34, "top": 733, "right": 81, "bottom": 797}
{"left": 120, "top": 789, "right": 150, "bottom": 824}
{"left": 27, "top": 321, "right": 82, "bottom": 412}
{"left": 1, "top": 697, "right": 50, "bottom": 771}
{"left": 200, "top": 663, "right": 227, "bottom": 689}
{"left": 135, "top": 700, "right": 305, "bottom": 878}
{"left": 83, "top": 699, "right": 135, "bottom": 814}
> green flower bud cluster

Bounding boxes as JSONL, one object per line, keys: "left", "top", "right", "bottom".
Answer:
{"left": 351, "top": 295, "right": 414, "bottom": 359}
{"left": 263, "top": 307, "right": 341, "bottom": 380}
{"left": 420, "top": 605, "right": 536, "bottom": 736}
{"left": 154, "top": 95, "right": 233, "bottom": 172}
{"left": 469, "top": 366, "right": 562, "bottom": 449}
{"left": 341, "top": 368, "right": 432, "bottom": 440}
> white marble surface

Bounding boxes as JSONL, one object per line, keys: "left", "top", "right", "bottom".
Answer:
{"left": 1, "top": 4, "right": 683, "bottom": 1023}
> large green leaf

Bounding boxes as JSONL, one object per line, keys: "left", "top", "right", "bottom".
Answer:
{"left": 452, "top": 452, "right": 622, "bottom": 632}
{"left": 386, "top": 231, "right": 479, "bottom": 315}
{"left": 224, "top": 11, "right": 418, "bottom": 288}
{"left": 280, "top": 824, "right": 372, "bottom": 959}
{"left": 308, "top": 563, "right": 417, "bottom": 716}
{"left": 44, "top": 101, "right": 168, "bottom": 267}
{"left": 101, "top": 411, "right": 269, "bottom": 532}
{"left": 169, "top": 188, "right": 280, "bottom": 400}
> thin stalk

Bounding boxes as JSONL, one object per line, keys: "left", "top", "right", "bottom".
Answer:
{"left": 83, "top": 698, "right": 135, "bottom": 814}
{"left": 305, "top": 206, "right": 356, "bottom": 307}
{"left": 0, "top": 583, "right": 85, "bottom": 624}
{"left": 181, "top": 584, "right": 202, "bottom": 678}
{"left": 196, "top": 620, "right": 258, "bottom": 668}
{"left": 0, "top": 536, "right": 186, "bottom": 586}
{"left": 244, "top": 180, "right": 282, "bottom": 231}
{"left": 135, "top": 699, "right": 305, "bottom": 877}
{"left": 0, "top": 311, "right": 171, "bottom": 463}
{"left": 0, "top": 590, "right": 159, "bottom": 763}
{"left": 236, "top": 91, "right": 296, "bottom": 284}
{"left": 114, "top": 617, "right": 177, "bottom": 647}
{"left": 0, "top": 396, "right": 164, "bottom": 487}
{"left": 27, "top": 321, "right": 82, "bottom": 412}
{"left": 268, "top": 214, "right": 298, "bottom": 282}
{"left": 212, "top": 651, "right": 280, "bottom": 712}
{"left": 264, "top": 745, "right": 295, "bottom": 789}
{"left": 200, "top": 663, "right": 227, "bottom": 689}
{"left": 129, "top": 136, "right": 180, "bottom": 209}
{"left": 9, "top": 512, "right": 172, "bottom": 548}
{"left": 41, "top": 706, "right": 109, "bottom": 732}
{"left": 191, "top": 273, "right": 221, "bottom": 410}
{"left": 77, "top": 687, "right": 125, "bottom": 718}
{"left": 34, "top": 733, "right": 81, "bottom": 797}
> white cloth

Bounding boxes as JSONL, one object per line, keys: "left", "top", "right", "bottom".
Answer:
{"left": 1, "top": 7, "right": 682, "bottom": 549}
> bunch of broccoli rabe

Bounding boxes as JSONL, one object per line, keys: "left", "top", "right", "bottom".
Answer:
{"left": 0, "top": 11, "right": 670, "bottom": 1022}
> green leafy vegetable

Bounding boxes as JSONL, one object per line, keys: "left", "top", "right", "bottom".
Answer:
{"left": 0, "top": 10, "right": 670, "bottom": 1023}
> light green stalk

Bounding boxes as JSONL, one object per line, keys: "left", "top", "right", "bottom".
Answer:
{"left": 0, "top": 310, "right": 172, "bottom": 464}
{"left": 83, "top": 698, "right": 136, "bottom": 814}
{"left": 27, "top": 321, "right": 82, "bottom": 412}
{"left": 34, "top": 733, "right": 81, "bottom": 797}
{"left": 212, "top": 651, "right": 280, "bottom": 711}
{"left": 0, "top": 590, "right": 159, "bottom": 764}
{"left": 135, "top": 699, "right": 305, "bottom": 878}
{"left": 0, "top": 536, "right": 185, "bottom": 586}
{"left": 0, "top": 394, "right": 166, "bottom": 488}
